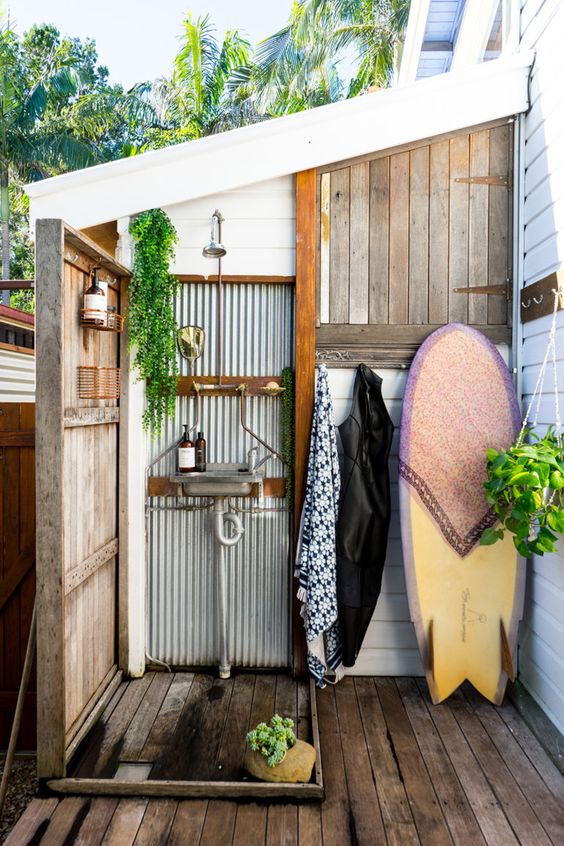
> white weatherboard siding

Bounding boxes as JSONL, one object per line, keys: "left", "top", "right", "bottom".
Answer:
{"left": 163, "top": 176, "right": 295, "bottom": 277}
{"left": 519, "top": 0, "right": 564, "bottom": 734}
{"left": 0, "top": 348, "right": 35, "bottom": 401}
{"left": 328, "top": 368, "right": 423, "bottom": 676}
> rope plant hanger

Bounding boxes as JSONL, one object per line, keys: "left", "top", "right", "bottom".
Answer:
{"left": 482, "top": 288, "right": 564, "bottom": 557}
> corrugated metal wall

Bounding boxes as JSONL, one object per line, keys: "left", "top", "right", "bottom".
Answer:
{"left": 0, "top": 348, "right": 35, "bottom": 401}
{"left": 146, "top": 282, "right": 294, "bottom": 668}
{"left": 518, "top": 0, "right": 564, "bottom": 735}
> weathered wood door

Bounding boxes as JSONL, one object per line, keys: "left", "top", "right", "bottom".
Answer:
{"left": 35, "top": 221, "right": 131, "bottom": 777}
{"left": 0, "top": 402, "right": 35, "bottom": 749}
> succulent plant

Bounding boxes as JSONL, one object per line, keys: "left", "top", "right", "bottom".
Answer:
{"left": 246, "top": 714, "right": 296, "bottom": 767}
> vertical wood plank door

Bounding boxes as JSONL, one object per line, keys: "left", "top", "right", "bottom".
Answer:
{"left": 36, "top": 221, "right": 130, "bottom": 777}
{"left": 316, "top": 119, "right": 514, "bottom": 360}
{"left": 0, "top": 402, "right": 36, "bottom": 750}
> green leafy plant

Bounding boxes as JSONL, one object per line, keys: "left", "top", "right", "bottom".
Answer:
{"left": 128, "top": 209, "right": 179, "bottom": 433}
{"left": 281, "top": 366, "right": 294, "bottom": 509}
{"left": 246, "top": 714, "right": 296, "bottom": 767}
{"left": 481, "top": 427, "right": 564, "bottom": 557}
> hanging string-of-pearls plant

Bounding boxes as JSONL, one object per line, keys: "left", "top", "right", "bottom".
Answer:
{"left": 481, "top": 288, "right": 564, "bottom": 557}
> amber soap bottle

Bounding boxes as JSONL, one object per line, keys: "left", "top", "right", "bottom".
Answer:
{"left": 178, "top": 424, "right": 195, "bottom": 472}
{"left": 195, "top": 431, "right": 206, "bottom": 472}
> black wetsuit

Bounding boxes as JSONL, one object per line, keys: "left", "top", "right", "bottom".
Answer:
{"left": 335, "top": 364, "right": 394, "bottom": 667}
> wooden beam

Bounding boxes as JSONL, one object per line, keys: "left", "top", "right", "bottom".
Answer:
{"left": 293, "top": 169, "right": 317, "bottom": 678}
{"left": 35, "top": 218, "right": 67, "bottom": 778}
{"left": 0, "top": 341, "right": 34, "bottom": 356}
{"left": 46, "top": 778, "right": 324, "bottom": 801}
{"left": 63, "top": 408, "right": 120, "bottom": 428}
{"left": 64, "top": 538, "right": 118, "bottom": 596}
{"left": 0, "top": 280, "right": 34, "bottom": 290}
{"left": 176, "top": 376, "right": 281, "bottom": 397}
{"left": 177, "top": 275, "right": 295, "bottom": 285}
{"left": 62, "top": 222, "right": 130, "bottom": 279}
{"left": 317, "top": 323, "right": 512, "bottom": 348}
{"left": 147, "top": 476, "right": 286, "bottom": 499}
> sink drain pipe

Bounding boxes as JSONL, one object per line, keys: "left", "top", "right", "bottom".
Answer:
{"left": 213, "top": 497, "right": 244, "bottom": 679}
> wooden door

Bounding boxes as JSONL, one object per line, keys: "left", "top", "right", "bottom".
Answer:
{"left": 35, "top": 221, "right": 130, "bottom": 777}
{"left": 0, "top": 402, "right": 35, "bottom": 749}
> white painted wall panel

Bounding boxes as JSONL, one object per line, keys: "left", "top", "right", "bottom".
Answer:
{"left": 519, "top": 0, "right": 564, "bottom": 735}
{"left": 0, "top": 348, "right": 35, "bottom": 401}
{"left": 328, "top": 366, "right": 424, "bottom": 677}
{"left": 163, "top": 175, "right": 296, "bottom": 277}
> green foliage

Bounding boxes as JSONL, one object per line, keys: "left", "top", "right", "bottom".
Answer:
{"left": 246, "top": 714, "right": 296, "bottom": 767}
{"left": 128, "top": 210, "right": 179, "bottom": 434}
{"left": 281, "top": 367, "right": 295, "bottom": 509}
{"left": 481, "top": 427, "right": 564, "bottom": 557}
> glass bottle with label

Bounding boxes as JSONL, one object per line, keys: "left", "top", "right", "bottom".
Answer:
{"left": 83, "top": 267, "right": 106, "bottom": 326}
{"left": 195, "top": 431, "right": 206, "bottom": 472}
{"left": 178, "top": 424, "right": 195, "bottom": 473}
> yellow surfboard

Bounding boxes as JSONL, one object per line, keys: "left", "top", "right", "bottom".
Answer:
{"left": 399, "top": 324, "right": 525, "bottom": 705}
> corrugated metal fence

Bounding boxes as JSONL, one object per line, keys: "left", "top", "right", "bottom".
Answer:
{"left": 146, "top": 283, "right": 294, "bottom": 667}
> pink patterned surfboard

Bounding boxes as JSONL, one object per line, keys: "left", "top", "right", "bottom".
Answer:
{"left": 399, "top": 324, "right": 524, "bottom": 704}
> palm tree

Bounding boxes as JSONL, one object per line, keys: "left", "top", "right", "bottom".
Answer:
{"left": 151, "top": 14, "right": 253, "bottom": 145}
{"left": 246, "top": 0, "right": 409, "bottom": 115}
{"left": 0, "top": 23, "right": 95, "bottom": 296}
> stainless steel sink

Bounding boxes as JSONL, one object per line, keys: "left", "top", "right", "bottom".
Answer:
{"left": 169, "top": 462, "right": 264, "bottom": 496}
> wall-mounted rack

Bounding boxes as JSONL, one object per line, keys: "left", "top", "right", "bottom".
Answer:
{"left": 80, "top": 310, "right": 124, "bottom": 332}
{"left": 78, "top": 366, "right": 120, "bottom": 400}
{"left": 176, "top": 376, "right": 282, "bottom": 397}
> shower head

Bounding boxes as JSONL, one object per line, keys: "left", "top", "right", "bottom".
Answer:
{"left": 202, "top": 209, "right": 226, "bottom": 258}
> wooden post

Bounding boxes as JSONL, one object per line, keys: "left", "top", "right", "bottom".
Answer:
{"left": 293, "top": 169, "right": 317, "bottom": 677}
{"left": 35, "top": 219, "right": 66, "bottom": 777}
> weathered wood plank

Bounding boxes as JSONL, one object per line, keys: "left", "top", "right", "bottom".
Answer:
{"left": 70, "top": 796, "right": 118, "bottom": 846}
{"left": 139, "top": 673, "right": 195, "bottom": 762}
{"left": 448, "top": 135, "right": 470, "bottom": 324}
{"left": 369, "top": 156, "right": 390, "bottom": 325}
{"left": 167, "top": 800, "right": 208, "bottom": 845}
{"left": 463, "top": 686, "right": 564, "bottom": 844}
{"left": 335, "top": 678, "right": 387, "bottom": 845}
{"left": 3, "top": 798, "right": 59, "bottom": 845}
{"left": 396, "top": 678, "right": 485, "bottom": 845}
{"left": 428, "top": 140, "right": 450, "bottom": 324}
{"left": 416, "top": 680, "right": 518, "bottom": 845}
{"left": 468, "top": 130, "right": 490, "bottom": 324}
{"left": 349, "top": 162, "right": 370, "bottom": 324}
{"left": 488, "top": 124, "right": 510, "bottom": 325}
{"left": 449, "top": 690, "right": 552, "bottom": 846}
{"left": 409, "top": 146, "right": 430, "bottom": 324}
{"left": 266, "top": 805, "right": 298, "bottom": 846}
{"left": 64, "top": 539, "right": 118, "bottom": 595}
{"left": 316, "top": 323, "right": 511, "bottom": 346}
{"left": 215, "top": 673, "right": 256, "bottom": 780}
{"left": 298, "top": 805, "right": 323, "bottom": 846}
{"left": 376, "top": 678, "right": 453, "bottom": 845}
{"left": 354, "top": 678, "right": 418, "bottom": 846}
{"left": 329, "top": 168, "right": 350, "bottom": 324}
{"left": 389, "top": 152, "right": 410, "bottom": 324}
{"left": 64, "top": 407, "right": 120, "bottom": 428}
{"left": 133, "top": 798, "right": 177, "bottom": 845}
{"left": 101, "top": 798, "right": 148, "bottom": 845}
{"left": 35, "top": 796, "right": 90, "bottom": 846}
{"left": 65, "top": 668, "right": 122, "bottom": 763}
{"left": 200, "top": 800, "right": 237, "bottom": 846}
{"left": 120, "top": 672, "right": 173, "bottom": 761}
{"left": 317, "top": 686, "right": 351, "bottom": 846}
{"left": 319, "top": 172, "right": 331, "bottom": 324}
{"left": 183, "top": 677, "right": 234, "bottom": 782}
{"left": 233, "top": 803, "right": 267, "bottom": 846}
{"left": 35, "top": 218, "right": 66, "bottom": 778}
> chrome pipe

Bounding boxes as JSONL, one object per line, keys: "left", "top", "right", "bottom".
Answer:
{"left": 213, "top": 496, "right": 244, "bottom": 679}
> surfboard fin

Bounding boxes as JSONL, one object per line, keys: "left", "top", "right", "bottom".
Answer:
{"left": 427, "top": 619, "right": 435, "bottom": 682}
{"left": 500, "top": 620, "right": 515, "bottom": 681}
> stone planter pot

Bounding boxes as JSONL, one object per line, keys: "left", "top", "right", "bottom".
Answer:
{"left": 244, "top": 739, "right": 316, "bottom": 783}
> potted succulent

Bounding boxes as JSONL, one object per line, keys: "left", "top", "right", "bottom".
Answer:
{"left": 481, "top": 426, "right": 564, "bottom": 557}
{"left": 244, "top": 714, "right": 316, "bottom": 783}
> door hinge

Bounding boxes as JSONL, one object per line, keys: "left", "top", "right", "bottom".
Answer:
{"left": 454, "top": 175, "right": 512, "bottom": 189}
{"left": 453, "top": 282, "right": 512, "bottom": 300}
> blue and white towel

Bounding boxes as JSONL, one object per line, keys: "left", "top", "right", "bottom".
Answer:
{"left": 295, "top": 364, "right": 344, "bottom": 687}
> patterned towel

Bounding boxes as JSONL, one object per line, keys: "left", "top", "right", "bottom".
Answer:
{"left": 295, "top": 364, "right": 344, "bottom": 687}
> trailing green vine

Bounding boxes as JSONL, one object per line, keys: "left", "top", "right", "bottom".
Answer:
{"left": 281, "top": 367, "right": 295, "bottom": 509}
{"left": 128, "top": 209, "right": 179, "bottom": 434}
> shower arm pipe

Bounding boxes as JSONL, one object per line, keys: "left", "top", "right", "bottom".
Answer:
{"left": 217, "top": 214, "right": 223, "bottom": 387}
{"left": 238, "top": 388, "right": 284, "bottom": 464}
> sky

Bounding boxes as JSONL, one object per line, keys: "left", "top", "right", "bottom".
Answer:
{"left": 5, "top": 1, "right": 291, "bottom": 88}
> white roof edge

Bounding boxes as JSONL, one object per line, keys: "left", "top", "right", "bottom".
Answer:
{"left": 397, "top": 0, "right": 432, "bottom": 85}
{"left": 27, "top": 52, "right": 533, "bottom": 231}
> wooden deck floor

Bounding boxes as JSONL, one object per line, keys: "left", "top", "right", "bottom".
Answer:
{"left": 7, "top": 674, "right": 564, "bottom": 845}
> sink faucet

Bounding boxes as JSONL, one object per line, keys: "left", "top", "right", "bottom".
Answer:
{"left": 246, "top": 447, "right": 272, "bottom": 473}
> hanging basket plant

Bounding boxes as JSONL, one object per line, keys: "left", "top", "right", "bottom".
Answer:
{"left": 481, "top": 428, "right": 564, "bottom": 557}
{"left": 128, "top": 209, "right": 179, "bottom": 434}
{"left": 481, "top": 290, "right": 564, "bottom": 557}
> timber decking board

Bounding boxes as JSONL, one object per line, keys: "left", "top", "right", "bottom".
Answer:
{"left": 9, "top": 674, "right": 564, "bottom": 845}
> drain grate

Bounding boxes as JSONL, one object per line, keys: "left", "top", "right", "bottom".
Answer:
{"left": 113, "top": 762, "right": 153, "bottom": 782}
